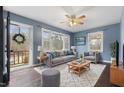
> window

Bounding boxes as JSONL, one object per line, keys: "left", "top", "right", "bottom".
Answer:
{"left": 10, "top": 23, "right": 31, "bottom": 51}
{"left": 42, "top": 28, "right": 70, "bottom": 51}
{"left": 88, "top": 31, "right": 103, "bottom": 52}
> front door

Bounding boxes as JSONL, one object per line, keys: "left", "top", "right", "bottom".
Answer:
{"left": 0, "top": 7, "right": 10, "bottom": 86}
{"left": 0, "top": 6, "right": 4, "bottom": 86}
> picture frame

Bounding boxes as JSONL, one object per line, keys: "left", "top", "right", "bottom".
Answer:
{"left": 74, "top": 36, "right": 86, "bottom": 46}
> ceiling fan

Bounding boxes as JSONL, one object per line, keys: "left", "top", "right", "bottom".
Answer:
{"left": 60, "top": 15, "right": 86, "bottom": 27}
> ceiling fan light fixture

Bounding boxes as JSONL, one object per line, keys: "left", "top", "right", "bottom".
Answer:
{"left": 61, "top": 14, "right": 86, "bottom": 27}
{"left": 69, "top": 22, "right": 76, "bottom": 26}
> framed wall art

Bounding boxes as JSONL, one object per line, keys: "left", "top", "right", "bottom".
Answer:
{"left": 74, "top": 36, "right": 86, "bottom": 46}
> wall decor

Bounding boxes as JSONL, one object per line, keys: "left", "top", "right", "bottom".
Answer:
{"left": 13, "top": 33, "right": 26, "bottom": 44}
{"left": 74, "top": 36, "right": 86, "bottom": 46}
{"left": 12, "top": 26, "right": 26, "bottom": 44}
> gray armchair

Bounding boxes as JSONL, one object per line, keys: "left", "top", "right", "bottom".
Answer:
{"left": 84, "top": 52, "right": 101, "bottom": 64}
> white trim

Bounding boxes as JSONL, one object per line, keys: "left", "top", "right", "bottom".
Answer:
{"left": 10, "top": 63, "right": 42, "bottom": 72}
{"left": 9, "top": 21, "right": 34, "bottom": 71}
{"left": 10, "top": 21, "right": 32, "bottom": 28}
{"left": 101, "top": 60, "right": 111, "bottom": 63}
{"left": 10, "top": 64, "right": 32, "bottom": 72}
{"left": 29, "top": 26, "right": 34, "bottom": 67}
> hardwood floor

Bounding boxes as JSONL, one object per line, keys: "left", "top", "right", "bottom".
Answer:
{"left": 95, "top": 63, "right": 112, "bottom": 87}
{"left": 9, "top": 67, "right": 41, "bottom": 87}
{"left": 8, "top": 63, "right": 115, "bottom": 87}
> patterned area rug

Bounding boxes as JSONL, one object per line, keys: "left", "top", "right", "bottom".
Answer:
{"left": 34, "top": 63, "right": 106, "bottom": 87}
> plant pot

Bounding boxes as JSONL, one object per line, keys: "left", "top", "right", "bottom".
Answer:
{"left": 111, "top": 57, "right": 116, "bottom": 66}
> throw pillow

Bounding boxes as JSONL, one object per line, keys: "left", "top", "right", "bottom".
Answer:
{"left": 67, "top": 50, "right": 74, "bottom": 55}
{"left": 60, "top": 51, "right": 64, "bottom": 56}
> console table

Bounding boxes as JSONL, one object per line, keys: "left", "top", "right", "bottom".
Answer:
{"left": 110, "top": 64, "right": 124, "bottom": 86}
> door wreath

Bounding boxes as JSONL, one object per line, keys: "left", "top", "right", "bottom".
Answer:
{"left": 13, "top": 33, "right": 26, "bottom": 44}
{"left": 12, "top": 26, "right": 26, "bottom": 44}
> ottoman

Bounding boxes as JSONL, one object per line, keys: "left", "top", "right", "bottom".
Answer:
{"left": 42, "top": 69, "right": 60, "bottom": 87}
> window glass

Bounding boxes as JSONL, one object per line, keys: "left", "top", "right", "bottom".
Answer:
{"left": 88, "top": 31, "right": 103, "bottom": 52}
{"left": 42, "top": 28, "right": 70, "bottom": 51}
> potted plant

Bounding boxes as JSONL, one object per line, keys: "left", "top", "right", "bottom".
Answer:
{"left": 80, "top": 54, "right": 84, "bottom": 61}
{"left": 110, "top": 42, "right": 116, "bottom": 65}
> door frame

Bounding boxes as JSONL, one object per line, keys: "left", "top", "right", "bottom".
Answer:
{"left": 9, "top": 21, "right": 34, "bottom": 71}
{"left": 0, "top": 6, "right": 4, "bottom": 86}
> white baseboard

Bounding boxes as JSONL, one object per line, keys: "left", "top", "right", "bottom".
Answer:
{"left": 32, "top": 63, "right": 42, "bottom": 67}
{"left": 10, "top": 64, "right": 32, "bottom": 72}
{"left": 101, "top": 60, "right": 111, "bottom": 63}
{"left": 10, "top": 63, "right": 42, "bottom": 72}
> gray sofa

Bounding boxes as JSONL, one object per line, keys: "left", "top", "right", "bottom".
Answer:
{"left": 84, "top": 52, "right": 101, "bottom": 64}
{"left": 45, "top": 51, "right": 77, "bottom": 67}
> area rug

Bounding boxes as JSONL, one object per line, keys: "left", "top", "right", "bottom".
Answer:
{"left": 34, "top": 63, "right": 106, "bottom": 87}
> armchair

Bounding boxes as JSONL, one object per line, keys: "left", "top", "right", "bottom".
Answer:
{"left": 84, "top": 52, "right": 100, "bottom": 64}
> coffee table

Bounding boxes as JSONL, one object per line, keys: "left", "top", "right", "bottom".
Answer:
{"left": 67, "top": 60, "right": 91, "bottom": 76}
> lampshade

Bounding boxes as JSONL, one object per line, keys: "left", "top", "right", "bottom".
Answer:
{"left": 71, "top": 46, "right": 76, "bottom": 49}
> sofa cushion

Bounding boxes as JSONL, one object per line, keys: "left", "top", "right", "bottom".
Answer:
{"left": 62, "top": 55, "right": 75, "bottom": 61}
{"left": 52, "top": 56, "right": 64, "bottom": 64}
{"left": 60, "top": 51, "right": 64, "bottom": 56}
{"left": 52, "top": 55, "right": 75, "bottom": 64}
{"left": 84, "top": 52, "right": 89, "bottom": 56}
{"left": 55, "top": 52, "right": 60, "bottom": 57}
{"left": 84, "top": 56, "right": 95, "bottom": 60}
{"left": 67, "top": 50, "right": 74, "bottom": 55}
{"left": 47, "top": 52, "right": 54, "bottom": 58}
{"left": 89, "top": 52, "right": 95, "bottom": 56}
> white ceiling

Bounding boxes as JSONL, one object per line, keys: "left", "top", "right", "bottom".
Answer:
{"left": 4, "top": 6, "right": 123, "bottom": 32}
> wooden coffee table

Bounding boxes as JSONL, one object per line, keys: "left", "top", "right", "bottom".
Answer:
{"left": 67, "top": 60, "right": 91, "bottom": 76}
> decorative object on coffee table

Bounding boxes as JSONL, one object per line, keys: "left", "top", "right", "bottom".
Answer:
{"left": 80, "top": 54, "right": 84, "bottom": 61}
{"left": 67, "top": 60, "right": 91, "bottom": 76}
{"left": 42, "top": 69, "right": 60, "bottom": 87}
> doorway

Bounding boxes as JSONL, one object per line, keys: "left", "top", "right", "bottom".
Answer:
{"left": 9, "top": 21, "right": 33, "bottom": 70}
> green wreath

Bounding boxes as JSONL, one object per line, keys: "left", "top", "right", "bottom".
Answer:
{"left": 13, "top": 33, "right": 26, "bottom": 44}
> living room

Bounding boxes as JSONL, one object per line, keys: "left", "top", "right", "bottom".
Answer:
{"left": 0, "top": 6, "right": 124, "bottom": 87}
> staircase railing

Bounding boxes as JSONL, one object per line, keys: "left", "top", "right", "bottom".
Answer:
{"left": 10, "top": 50, "right": 29, "bottom": 67}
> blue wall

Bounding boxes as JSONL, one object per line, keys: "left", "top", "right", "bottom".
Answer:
{"left": 3, "top": 11, "right": 121, "bottom": 64}
{"left": 3, "top": 11, "right": 73, "bottom": 64}
{"left": 73, "top": 23, "right": 120, "bottom": 62}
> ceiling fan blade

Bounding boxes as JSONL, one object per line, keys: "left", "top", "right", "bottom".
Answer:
{"left": 65, "top": 15, "right": 71, "bottom": 18}
{"left": 78, "top": 15, "right": 86, "bottom": 19}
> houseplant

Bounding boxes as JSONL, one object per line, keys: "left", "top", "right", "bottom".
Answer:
{"left": 80, "top": 54, "right": 84, "bottom": 61}
{"left": 110, "top": 42, "right": 116, "bottom": 65}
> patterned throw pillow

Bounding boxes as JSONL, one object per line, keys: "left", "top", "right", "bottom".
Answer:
{"left": 47, "top": 52, "right": 56, "bottom": 59}
{"left": 67, "top": 50, "right": 74, "bottom": 55}
{"left": 53, "top": 52, "right": 57, "bottom": 58}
